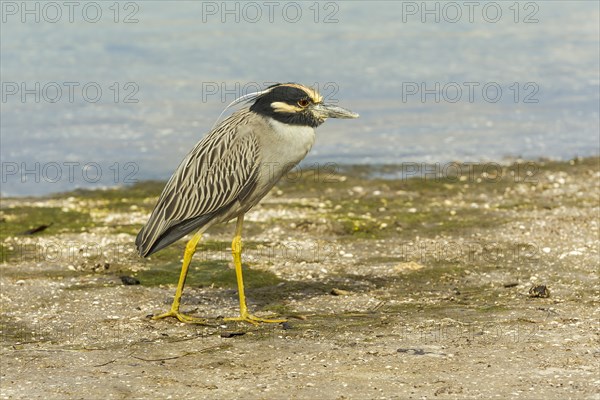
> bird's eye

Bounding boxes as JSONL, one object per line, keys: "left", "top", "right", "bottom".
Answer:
{"left": 298, "top": 99, "right": 310, "bottom": 107}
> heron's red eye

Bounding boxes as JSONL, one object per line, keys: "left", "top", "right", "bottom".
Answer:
{"left": 298, "top": 99, "right": 310, "bottom": 107}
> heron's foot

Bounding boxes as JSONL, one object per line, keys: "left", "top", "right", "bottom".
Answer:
{"left": 152, "top": 309, "right": 209, "bottom": 325}
{"left": 224, "top": 312, "right": 287, "bottom": 325}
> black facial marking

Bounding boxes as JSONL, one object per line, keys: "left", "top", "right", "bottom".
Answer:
{"left": 250, "top": 85, "right": 323, "bottom": 128}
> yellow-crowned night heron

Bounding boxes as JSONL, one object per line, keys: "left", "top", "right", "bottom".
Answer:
{"left": 136, "top": 83, "right": 358, "bottom": 324}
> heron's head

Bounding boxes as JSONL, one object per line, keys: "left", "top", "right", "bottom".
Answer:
{"left": 250, "top": 83, "right": 359, "bottom": 128}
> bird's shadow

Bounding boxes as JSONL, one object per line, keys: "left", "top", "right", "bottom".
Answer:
{"left": 143, "top": 260, "right": 408, "bottom": 312}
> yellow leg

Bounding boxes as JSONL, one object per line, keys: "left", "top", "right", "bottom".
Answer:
{"left": 152, "top": 231, "right": 208, "bottom": 324}
{"left": 224, "top": 215, "right": 286, "bottom": 325}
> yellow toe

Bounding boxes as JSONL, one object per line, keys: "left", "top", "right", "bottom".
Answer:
{"left": 152, "top": 310, "right": 209, "bottom": 325}
{"left": 224, "top": 313, "right": 287, "bottom": 325}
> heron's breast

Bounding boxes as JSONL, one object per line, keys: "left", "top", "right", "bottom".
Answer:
{"left": 260, "top": 118, "right": 316, "bottom": 169}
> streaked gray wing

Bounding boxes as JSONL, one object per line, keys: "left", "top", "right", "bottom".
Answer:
{"left": 136, "top": 110, "right": 261, "bottom": 257}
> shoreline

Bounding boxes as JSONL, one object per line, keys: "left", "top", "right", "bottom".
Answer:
{"left": 2, "top": 155, "right": 598, "bottom": 199}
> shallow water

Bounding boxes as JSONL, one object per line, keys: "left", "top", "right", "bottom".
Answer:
{"left": 1, "top": 1, "right": 598, "bottom": 196}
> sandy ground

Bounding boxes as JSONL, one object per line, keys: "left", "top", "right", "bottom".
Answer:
{"left": 1, "top": 158, "right": 599, "bottom": 399}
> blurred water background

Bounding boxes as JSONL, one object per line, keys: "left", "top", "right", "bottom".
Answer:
{"left": 1, "top": 1, "right": 598, "bottom": 196}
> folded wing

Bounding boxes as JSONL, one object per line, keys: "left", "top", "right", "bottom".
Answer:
{"left": 136, "top": 111, "right": 260, "bottom": 257}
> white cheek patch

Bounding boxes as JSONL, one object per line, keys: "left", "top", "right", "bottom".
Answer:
{"left": 271, "top": 101, "right": 303, "bottom": 113}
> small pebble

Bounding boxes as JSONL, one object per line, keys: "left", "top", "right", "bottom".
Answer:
{"left": 281, "top": 322, "right": 293, "bottom": 330}
{"left": 120, "top": 276, "right": 141, "bottom": 285}
{"left": 529, "top": 284, "right": 550, "bottom": 298}
{"left": 331, "top": 288, "right": 351, "bottom": 296}
{"left": 220, "top": 331, "right": 246, "bottom": 338}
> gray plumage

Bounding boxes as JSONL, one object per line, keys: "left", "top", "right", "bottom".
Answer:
{"left": 136, "top": 83, "right": 359, "bottom": 262}
{"left": 135, "top": 83, "right": 358, "bottom": 325}
{"left": 136, "top": 108, "right": 312, "bottom": 257}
